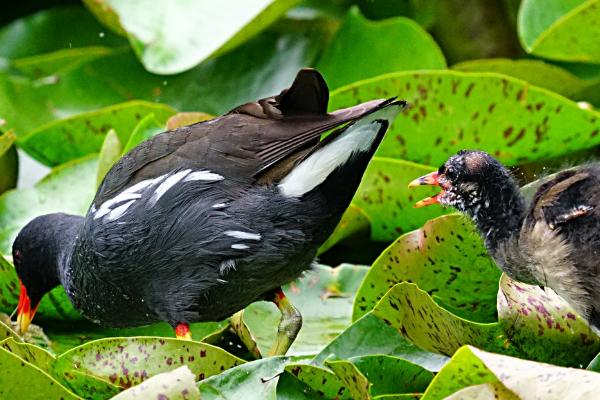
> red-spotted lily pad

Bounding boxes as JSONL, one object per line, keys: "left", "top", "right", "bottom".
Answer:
{"left": 498, "top": 274, "right": 600, "bottom": 365}
{"left": 329, "top": 70, "right": 600, "bottom": 167}
{"left": 422, "top": 345, "right": 600, "bottom": 400}
{"left": 112, "top": 365, "right": 200, "bottom": 400}
{"left": 54, "top": 337, "right": 244, "bottom": 390}
{"left": 353, "top": 215, "right": 501, "bottom": 323}
{"left": 17, "top": 101, "right": 175, "bottom": 166}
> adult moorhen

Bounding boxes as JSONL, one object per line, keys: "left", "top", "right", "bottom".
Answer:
{"left": 409, "top": 150, "right": 600, "bottom": 333}
{"left": 13, "top": 69, "right": 406, "bottom": 355}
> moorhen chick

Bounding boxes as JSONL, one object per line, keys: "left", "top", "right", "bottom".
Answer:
{"left": 12, "top": 69, "right": 406, "bottom": 355}
{"left": 409, "top": 150, "right": 600, "bottom": 333}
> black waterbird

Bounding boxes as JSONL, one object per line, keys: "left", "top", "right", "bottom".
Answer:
{"left": 12, "top": 69, "right": 406, "bottom": 355}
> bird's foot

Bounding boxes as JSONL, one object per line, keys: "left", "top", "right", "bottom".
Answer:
{"left": 267, "top": 288, "right": 302, "bottom": 357}
{"left": 175, "top": 322, "right": 192, "bottom": 340}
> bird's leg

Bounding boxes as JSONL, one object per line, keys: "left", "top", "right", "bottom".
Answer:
{"left": 267, "top": 288, "right": 302, "bottom": 357}
{"left": 175, "top": 322, "right": 192, "bottom": 340}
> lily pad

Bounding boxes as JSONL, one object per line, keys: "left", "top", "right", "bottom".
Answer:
{"left": 0, "top": 154, "right": 97, "bottom": 256}
{"left": 314, "top": 313, "right": 449, "bottom": 372}
{"left": 316, "top": 7, "right": 445, "bottom": 90}
{"left": 96, "top": 129, "right": 122, "bottom": 187}
{"left": 85, "top": 0, "right": 299, "bottom": 74}
{"left": 0, "top": 346, "right": 79, "bottom": 399}
{"left": 497, "top": 274, "right": 600, "bottom": 366}
{"left": 283, "top": 362, "right": 351, "bottom": 399}
{"left": 326, "top": 359, "right": 372, "bottom": 399}
{"left": 122, "top": 113, "right": 164, "bottom": 153}
{"left": 319, "top": 204, "right": 370, "bottom": 254}
{"left": 199, "top": 356, "right": 289, "bottom": 399}
{"left": 0, "top": 5, "right": 125, "bottom": 60}
{"left": 353, "top": 157, "right": 447, "bottom": 241}
{"left": 370, "top": 283, "right": 513, "bottom": 357}
{"left": 0, "top": 337, "right": 54, "bottom": 371}
{"left": 0, "top": 131, "right": 17, "bottom": 195}
{"left": 112, "top": 365, "right": 200, "bottom": 400}
{"left": 242, "top": 264, "right": 368, "bottom": 356}
{"left": 329, "top": 70, "right": 600, "bottom": 167}
{"left": 518, "top": 0, "right": 600, "bottom": 63}
{"left": 18, "top": 101, "right": 175, "bottom": 166}
{"left": 353, "top": 215, "right": 501, "bottom": 323}
{"left": 422, "top": 345, "right": 600, "bottom": 400}
{"left": 452, "top": 58, "right": 595, "bottom": 101}
{"left": 54, "top": 337, "right": 244, "bottom": 390}
{"left": 12, "top": 47, "right": 116, "bottom": 78}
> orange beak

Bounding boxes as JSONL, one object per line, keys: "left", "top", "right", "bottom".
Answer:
{"left": 16, "top": 281, "right": 39, "bottom": 335}
{"left": 408, "top": 171, "right": 443, "bottom": 208}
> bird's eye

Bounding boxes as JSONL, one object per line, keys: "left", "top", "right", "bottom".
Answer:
{"left": 13, "top": 249, "right": 22, "bottom": 265}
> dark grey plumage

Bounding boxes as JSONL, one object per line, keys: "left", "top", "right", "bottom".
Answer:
{"left": 411, "top": 150, "right": 600, "bottom": 332}
{"left": 12, "top": 69, "right": 406, "bottom": 333}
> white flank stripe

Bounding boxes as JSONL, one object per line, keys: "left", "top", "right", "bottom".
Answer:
{"left": 94, "top": 176, "right": 166, "bottom": 219}
{"left": 106, "top": 200, "right": 136, "bottom": 221}
{"left": 224, "top": 230, "right": 261, "bottom": 240}
{"left": 231, "top": 244, "right": 250, "bottom": 250}
{"left": 212, "top": 203, "right": 227, "bottom": 209}
{"left": 279, "top": 105, "right": 401, "bottom": 198}
{"left": 150, "top": 169, "right": 191, "bottom": 204}
{"left": 184, "top": 170, "right": 224, "bottom": 182}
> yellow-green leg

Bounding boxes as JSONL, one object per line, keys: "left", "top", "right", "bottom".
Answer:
{"left": 267, "top": 288, "right": 303, "bottom": 357}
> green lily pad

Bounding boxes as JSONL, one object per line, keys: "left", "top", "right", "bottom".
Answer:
{"left": 0, "top": 154, "right": 97, "bottom": 256}
{"left": 122, "top": 113, "right": 164, "bottom": 153}
{"left": 0, "top": 28, "right": 321, "bottom": 137}
{"left": 422, "top": 345, "right": 600, "bottom": 400}
{"left": 443, "top": 382, "right": 518, "bottom": 400}
{"left": 54, "top": 337, "right": 244, "bottom": 390}
{"left": 0, "top": 337, "right": 54, "bottom": 371}
{"left": 319, "top": 204, "right": 370, "bottom": 255}
{"left": 199, "top": 356, "right": 289, "bottom": 399}
{"left": 0, "top": 318, "right": 20, "bottom": 342}
{"left": 353, "top": 157, "right": 446, "bottom": 241}
{"left": 329, "top": 70, "right": 600, "bottom": 167}
{"left": 353, "top": 215, "right": 501, "bottom": 323}
{"left": 276, "top": 369, "right": 339, "bottom": 399}
{"left": 588, "top": 352, "right": 600, "bottom": 371}
{"left": 0, "top": 131, "right": 17, "bottom": 195}
{"left": 112, "top": 365, "right": 200, "bottom": 400}
{"left": 326, "top": 359, "right": 372, "bottom": 400}
{"left": 349, "top": 355, "right": 433, "bottom": 397}
{"left": 96, "top": 129, "right": 122, "bottom": 187}
{"left": 518, "top": 0, "right": 600, "bottom": 63}
{"left": 371, "top": 283, "right": 513, "bottom": 357}
{"left": 497, "top": 274, "right": 600, "bottom": 366}
{"left": 85, "top": 0, "right": 299, "bottom": 74}
{"left": 18, "top": 101, "right": 175, "bottom": 166}
{"left": 283, "top": 362, "right": 351, "bottom": 399}
{"left": 316, "top": 7, "right": 445, "bottom": 90}
{"left": 242, "top": 264, "right": 368, "bottom": 356}
{"left": 12, "top": 47, "right": 116, "bottom": 78}
{"left": 0, "top": 346, "right": 79, "bottom": 399}
{"left": 452, "top": 58, "right": 595, "bottom": 101}
{"left": 314, "top": 313, "right": 449, "bottom": 372}
{"left": 0, "top": 5, "right": 125, "bottom": 60}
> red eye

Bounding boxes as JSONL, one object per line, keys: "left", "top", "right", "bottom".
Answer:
{"left": 13, "top": 249, "right": 22, "bottom": 264}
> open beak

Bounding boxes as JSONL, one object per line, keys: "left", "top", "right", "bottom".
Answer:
{"left": 408, "top": 171, "right": 443, "bottom": 208}
{"left": 16, "top": 281, "right": 39, "bottom": 335}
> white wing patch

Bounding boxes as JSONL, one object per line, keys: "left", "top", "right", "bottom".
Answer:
{"left": 224, "top": 230, "right": 261, "bottom": 240}
{"left": 150, "top": 169, "right": 192, "bottom": 205}
{"left": 184, "top": 170, "right": 224, "bottom": 182}
{"left": 94, "top": 168, "right": 224, "bottom": 221}
{"left": 94, "top": 176, "right": 166, "bottom": 220}
{"left": 231, "top": 244, "right": 250, "bottom": 250}
{"left": 278, "top": 104, "right": 401, "bottom": 198}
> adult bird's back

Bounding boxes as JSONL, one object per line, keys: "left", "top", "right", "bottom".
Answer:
{"left": 13, "top": 68, "right": 407, "bottom": 355}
